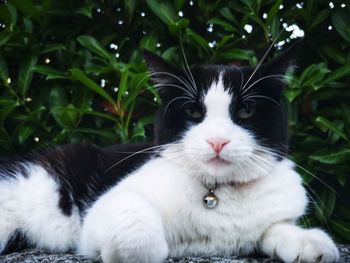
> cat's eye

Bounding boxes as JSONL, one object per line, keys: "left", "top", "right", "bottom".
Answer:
{"left": 183, "top": 108, "right": 203, "bottom": 121}
{"left": 237, "top": 104, "right": 255, "bottom": 119}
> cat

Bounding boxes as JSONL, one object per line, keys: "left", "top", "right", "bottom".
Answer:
{"left": 0, "top": 46, "right": 339, "bottom": 263}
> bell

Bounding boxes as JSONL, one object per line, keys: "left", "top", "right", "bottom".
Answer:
{"left": 203, "top": 189, "right": 218, "bottom": 209}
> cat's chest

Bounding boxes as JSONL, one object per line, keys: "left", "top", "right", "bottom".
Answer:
{"left": 161, "top": 182, "right": 271, "bottom": 255}
{"left": 117, "top": 157, "right": 305, "bottom": 256}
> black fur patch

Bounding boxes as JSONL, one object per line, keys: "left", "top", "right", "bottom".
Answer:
{"left": 2, "top": 230, "right": 32, "bottom": 254}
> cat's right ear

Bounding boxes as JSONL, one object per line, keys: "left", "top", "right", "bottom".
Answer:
{"left": 143, "top": 50, "right": 180, "bottom": 86}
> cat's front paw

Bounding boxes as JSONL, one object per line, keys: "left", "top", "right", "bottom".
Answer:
{"left": 262, "top": 225, "right": 339, "bottom": 263}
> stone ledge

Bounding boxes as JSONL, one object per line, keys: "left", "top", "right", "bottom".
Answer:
{"left": 0, "top": 245, "right": 348, "bottom": 263}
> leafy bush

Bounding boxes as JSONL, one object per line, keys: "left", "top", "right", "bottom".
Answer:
{"left": 0, "top": 0, "right": 349, "bottom": 242}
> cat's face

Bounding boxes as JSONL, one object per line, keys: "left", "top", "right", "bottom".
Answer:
{"left": 145, "top": 49, "right": 294, "bottom": 185}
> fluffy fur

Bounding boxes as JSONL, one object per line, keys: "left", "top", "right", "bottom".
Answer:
{"left": 0, "top": 47, "right": 339, "bottom": 263}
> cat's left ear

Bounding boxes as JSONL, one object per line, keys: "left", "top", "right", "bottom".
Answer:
{"left": 261, "top": 40, "right": 301, "bottom": 75}
{"left": 143, "top": 50, "right": 181, "bottom": 85}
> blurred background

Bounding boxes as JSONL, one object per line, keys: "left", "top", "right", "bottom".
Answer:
{"left": 0, "top": 0, "right": 349, "bottom": 243}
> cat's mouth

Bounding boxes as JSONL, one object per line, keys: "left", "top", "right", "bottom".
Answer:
{"left": 207, "top": 156, "right": 231, "bottom": 165}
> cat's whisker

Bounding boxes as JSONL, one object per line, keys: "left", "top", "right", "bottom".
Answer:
{"left": 180, "top": 62, "right": 198, "bottom": 97}
{"left": 164, "top": 153, "right": 187, "bottom": 161}
{"left": 241, "top": 91, "right": 259, "bottom": 100}
{"left": 152, "top": 71, "right": 195, "bottom": 96}
{"left": 163, "top": 96, "right": 195, "bottom": 118}
{"left": 179, "top": 100, "right": 194, "bottom": 110}
{"left": 179, "top": 29, "right": 198, "bottom": 94}
{"left": 154, "top": 83, "right": 196, "bottom": 100}
{"left": 243, "top": 95, "right": 281, "bottom": 108}
{"left": 236, "top": 160, "right": 246, "bottom": 182}
{"left": 246, "top": 154, "right": 275, "bottom": 178}
{"left": 253, "top": 146, "right": 338, "bottom": 195}
{"left": 305, "top": 190, "right": 331, "bottom": 229}
{"left": 130, "top": 72, "right": 197, "bottom": 102}
{"left": 232, "top": 65, "right": 244, "bottom": 91}
{"left": 241, "top": 74, "right": 292, "bottom": 96}
{"left": 104, "top": 143, "right": 182, "bottom": 173}
{"left": 302, "top": 179, "right": 334, "bottom": 229}
{"left": 241, "top": 30, "right": 283, "bottom": 92}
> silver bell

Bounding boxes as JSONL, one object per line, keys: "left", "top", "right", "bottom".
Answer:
{"left": 203, "top": 190, "right": 218, "bottom": 209}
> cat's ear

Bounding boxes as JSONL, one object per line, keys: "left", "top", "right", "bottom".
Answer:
{"left": 143, "top": 50, "right": 180, "bottom": 85}
{"left": 262, "top": 40, "right": 301, "bottom": 75}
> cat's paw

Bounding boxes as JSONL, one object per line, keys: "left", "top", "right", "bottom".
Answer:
{"left": 262, "top": 225, "right": 339, "bottom": 263}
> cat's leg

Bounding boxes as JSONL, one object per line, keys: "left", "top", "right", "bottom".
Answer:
{"left": 79, "top": 191, "right": 169, "bottom": 263}
{"left": 260, "top": 222, "right": 339, "bottom": 263}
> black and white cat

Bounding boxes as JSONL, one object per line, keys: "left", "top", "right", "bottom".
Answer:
{"left": 0, "top": 47, "right": 339, "bottom": 263}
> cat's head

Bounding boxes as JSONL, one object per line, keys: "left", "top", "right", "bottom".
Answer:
{"left": 144, "top": 45, "right": 297, "bottom": 185}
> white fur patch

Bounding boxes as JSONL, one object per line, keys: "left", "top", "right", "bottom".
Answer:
{"left": 204, "top": 73, "right": 231, "bottom": 120}
{"left": 0, "top": 163, "right": 81, "bottom": 252}
{"left": 79, "top": 157, "right": 311, "bottom": 262}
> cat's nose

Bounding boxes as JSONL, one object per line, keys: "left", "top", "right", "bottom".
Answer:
{"left": 207, "top": 137, "right": 230, "bottom": 154}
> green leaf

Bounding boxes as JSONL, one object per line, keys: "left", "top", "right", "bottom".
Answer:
{"left": 139, "top": 32, "right": 158, "bottom": 50}
{"left": 309, "top": 9, "right": 330, "bottom": 31}
{"left": 17, "top": 125, "right": 34, "bottom": 143}
{"left": 162, "top": 47, "right": 178, "bottom": 60}
{"left": 0, "top": 54, "right": 8, "bottom": 80}
{"left": 185, "top": 29, "right": 210, "bottom": 54}
{"left": 332, "top": 10, "right": 350, "bottom": 43}
{"left": 330, "top": 220, "right": 350, "bottom": 241}
{"left": 76, "top": 4, "right": 96, "bottom": 18}
{"left": 217, "top": 48, "right": 255, "bottom": 62}
{"left": 315, "top": 116, "right": 349, "bottom": 143}
{"left": 117, "top": 66, "right": 129, "bottom": 102}
{"left": 172, "top": 0, "right": 185, "bottom": 10}
{"left": 77, "top": 35, "right": 112, "bottom": 61}
{"left": 320, "top": 46, "right": 346, "bottom": 64}
{"left": 122, "top": 72, "right": 151, "bottom": 111}
{"left": 49, "top": 86, "right": 69, "bottom": 109}
{"left": 0, "top": 3, "right": 17, "bottom": 29}
{"left": 9, "top": 0, "right": 37, "bottom": 17}
{"left": 338, "top": 205, "right": 350, "bottom": 220}
{"left": 266, "top": 0, "right": 283, "bottom": 26}
{"left": 69, "top": 68, "right": 116, "bottom": 106}
{"left": 310, "top": 149, "right": 350, "bottom": 164}
{"left": 49, "top": 87, "right": 78, "bottom": 128}
{"left": 0, "top": 105, "right": 18, "bottom": 126}
{"left": 323, "top": 64, "right": 350, "bottom": 84}
{"left": 146, "top": 0, "right": 177, "bottom": 26}
{"left": 220, "top": 8, "right": 239, "bottom": 26}
{"left": 314, "top": 189, "right": 336, "bottom": 223}
{"left": 18, "top": 53, "right": 38, "bottom": 97}
{"left": 299, "top": 63, "right": 330, "bottom": 90}
{"left": 54, "top": 104, "right": 78, "bottom": 128}
{"left": 34, "top": 65, "right": 67, "bottom": 80}
{"left": 0, "top": 98, "right": 17, "bottom": 106}
{"left": 124, "top": 0, "right": 138, "bottom": 23}
{"left": 131, "top": 115, "right": 154, "bottom": 140}
{"left": 52, "top": 107, "right": 119, "bottom": 122}
{"left": 207, "top": 18, "right": 236, "bottom": 32}
{"left": 285, "top": 89, "right": 301, "bottom": 102}
{"left": 269, "top": 16, "right": 280, "bottom": 40}
{"left": 0, "top": 31, "right": 12, "bottom": 46}
{"left": 40, "top": 43, "right": 66, "bottom": 54}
